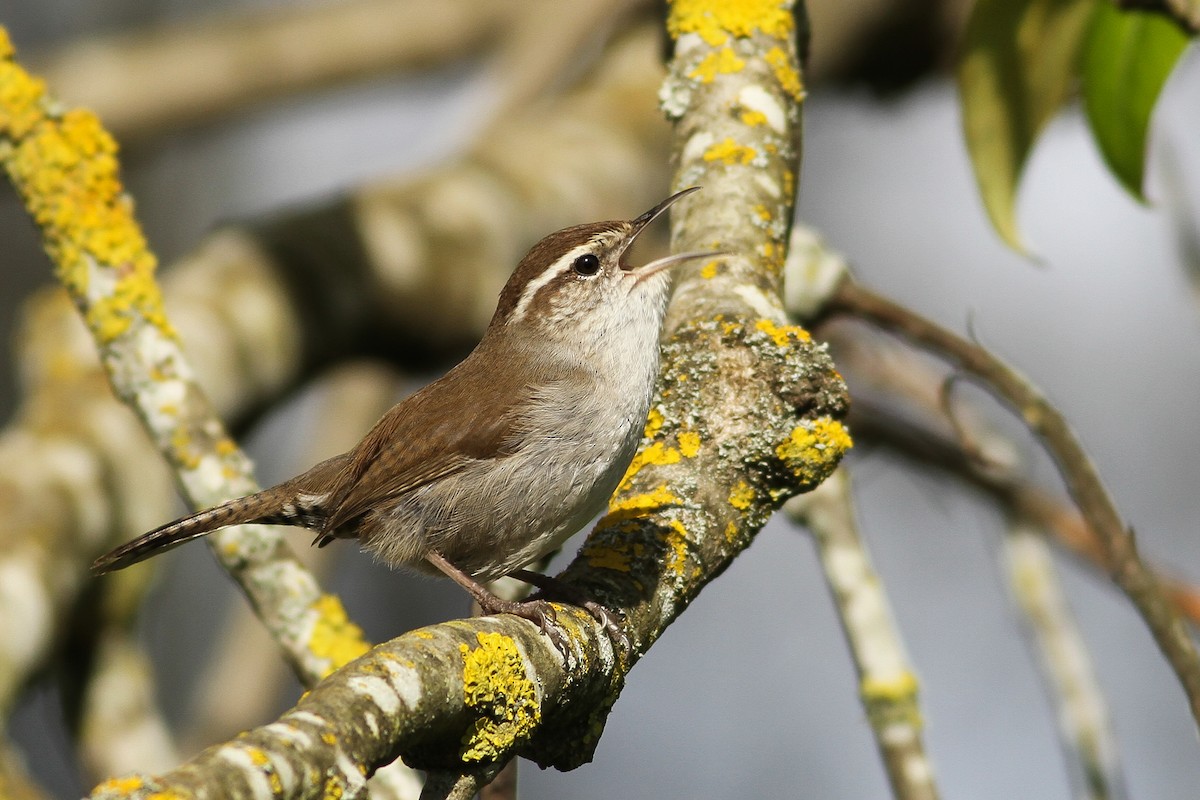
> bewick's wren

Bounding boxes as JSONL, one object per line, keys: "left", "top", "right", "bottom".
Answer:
{"left": 93, "top": 187, "right": 716, "bottom": 645}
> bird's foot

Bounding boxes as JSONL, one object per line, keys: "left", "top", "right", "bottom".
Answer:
{"left": 474, "top": 593, "right": 570, "bottom": 656}
{"left": 509, "top": 569, "right": 630, "bottom": 653}
{"left": 426, "top": 552, "right": 571, "bottom": 656}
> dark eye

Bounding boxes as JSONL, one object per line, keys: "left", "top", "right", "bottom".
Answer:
{"left": 572, "top": 253, "right": 600, "bottom": 275}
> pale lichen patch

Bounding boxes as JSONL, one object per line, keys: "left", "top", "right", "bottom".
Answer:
{"left": 737, "top": 84, "right": 787, "bottom": 132}
{"left": 215, "top": 745, "right": 278, "bottom": 799}
{"left": 346, "top": 674, "right": 401, "bottom": 717}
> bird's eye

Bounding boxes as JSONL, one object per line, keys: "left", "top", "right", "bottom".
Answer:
{"left": 572, "top": 253, "right": 600, "bottom": 276}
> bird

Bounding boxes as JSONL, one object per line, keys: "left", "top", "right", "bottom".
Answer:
{"left": 92, "top": 186, "right": 716, "bottom": 646}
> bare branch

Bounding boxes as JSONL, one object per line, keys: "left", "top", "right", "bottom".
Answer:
{"left": 823, "top": 275, "right": 1200, "bottom": 731}
{"left": 787, "top": 469, "right": 941, "bottom": 800}
{"left": 1004, "top": 521, "right": 1128, "bottom": 800}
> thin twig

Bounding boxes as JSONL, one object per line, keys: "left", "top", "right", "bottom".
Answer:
{"left": 1004, "top": 520, "right": 1128, "bottom": 800}
{"left": 787, "top": 469, "right": 941, "bottom": 800}
{"left": 843, "top": 399, "right": 1200, "bottom": 628}
{"left": 824, "top": 274, "right": 1200, "bottom": 731}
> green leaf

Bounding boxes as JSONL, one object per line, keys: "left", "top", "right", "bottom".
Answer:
{"left": 1082, "top": 4, "right": 1191, "bottom": 202}
{"left": 958, "top": 0, "right": 1097, "bottom": 253}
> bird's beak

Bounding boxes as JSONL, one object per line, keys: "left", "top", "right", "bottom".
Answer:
{"left": 627, "top": 185, "right": 702, "bottom": 239}
{"left": 632, "top": 250, "right": 726, "bottom": 282}
{"left": 621, "top": 186, "right": 725, "bottom": 280}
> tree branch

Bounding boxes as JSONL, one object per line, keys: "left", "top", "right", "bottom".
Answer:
{"left": 823, "top": 274, "right": 1200, "bottom": 731}
{"left": 1004, "top": 520, "right": 1128, "bottom": 800}
{"left": 0, "top": 25, "right": 369, "bottom": 690}
{"left": 787, "top": 469, "right": 941, "bottom": 800}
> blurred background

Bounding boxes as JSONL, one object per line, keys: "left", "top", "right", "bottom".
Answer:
{"left": 2, "top": 1, "right": 1199, "bottom": 798}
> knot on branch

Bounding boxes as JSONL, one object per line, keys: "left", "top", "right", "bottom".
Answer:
{"left": 654, "top": 314, "right": 849, "bottom": 500}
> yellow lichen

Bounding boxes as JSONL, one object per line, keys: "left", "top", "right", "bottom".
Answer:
{"left": 724, "top": 520, "right": 739, "bottom": 543}
{"left": 307, "top": 594, "right": 371, "bottom": 677}
{"left": 663, "top": 519, "right": 697, "bottom": 578}
{"left": 643, "top": 406, "right": 665, "bottom": 439}
{"left": 169, "top": 428, "right": 202, "bottom": 470}
{"left": 755, "top": 318, "right": 811, "bottom": 347}
{"left": 728, "top": 480, "right": 755, "bottom": 510}
{"left": 764, "top": 45, "right": 805, "bottom": 100}
{"left": 605, "top": 484, "right": 680, "bottom": 523}
{"left": 677, "top": 430, "right": 701, "bottom": 458}
{"left": 700, "top": 259, "right": 720, "bottom": 279}
{"left": 246, "top": 747, "right": 283, "bottom": 795}
{"left": 667, "top": 0, "right": 795, "bottom": 45}
{"left": 861, "top": 671, "right": 920, "bottom": 703}
{"left": 703, "top": 137, "right": 757, "bottom": 165}
{"left": 617, "top": 440, "right": 682, "bottom": 491}
{"left": 775, "top": 417, "right": 853, "bottom": 486}
{"left": 460, "top": 631, "right": 540, "bottom": 762}
{"left": 323, "top": 775, "right": 346, "bottom": 800}
{"left": 1, "top": 41, "right": 176, "bottom": 345}
{"left": 740, "top": 109, "right": 769, "bottom": 127}
{"left": 94, "top": 776, "right": 145, "bottom": 793}
{"left": 689, "top": 46, "right": 746, "bottom": 82}
{"left": 583, "top": 542, "right": 633, "bottom": 572}
{"left": 0, "top": 56, "right": 46, "bottom": 140}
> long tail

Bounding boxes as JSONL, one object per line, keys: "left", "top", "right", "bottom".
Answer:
{"left": 91, "top": 487, "right": 300, "bottom": 574}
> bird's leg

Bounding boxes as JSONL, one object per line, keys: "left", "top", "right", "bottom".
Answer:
{"left": 508, "top": 569, "right": 628, "bottom": 651}
{"left": 426, "top": 552, "right": 569, "bottom": 655}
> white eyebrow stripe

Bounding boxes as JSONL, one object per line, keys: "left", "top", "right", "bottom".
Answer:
{"left": 508, "top": 241, "right": 595, "bottom": 324}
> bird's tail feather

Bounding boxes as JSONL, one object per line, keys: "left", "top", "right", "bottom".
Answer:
{"left": 92, "top": 487, "right": 306, "bottom": 574}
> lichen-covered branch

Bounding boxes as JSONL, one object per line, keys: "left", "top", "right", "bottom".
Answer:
{"left": 1004, "top": 521, "right": 1127, "bottom": 800}
{"left": 787, "top": 470, "right": 940, "bottom": 800}
{"left": 0, "top": 29, "right": 670, "bottom": 793}
{"left": 823, "top": 275, "right": 1200, "bottom": 731}
{"left": 0, "top": 26, "right": 369, "bottom": 688}
{"left": 0, "top": 23, "right": 668, "bottom": 736}
{"left": 86, "top": 2, "right": 852, "bottom": 794}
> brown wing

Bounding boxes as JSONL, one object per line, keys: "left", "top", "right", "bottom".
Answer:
{"left": 319, "top": 349, "right": 527, "bottom": 535}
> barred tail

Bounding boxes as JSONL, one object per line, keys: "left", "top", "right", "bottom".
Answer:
{"left": 91, "top": 487, "right": 302, "bottom": 574}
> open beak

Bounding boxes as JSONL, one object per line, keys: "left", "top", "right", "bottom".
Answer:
{"left": 622, "top": 186, "right": 726, "bottom": 281}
